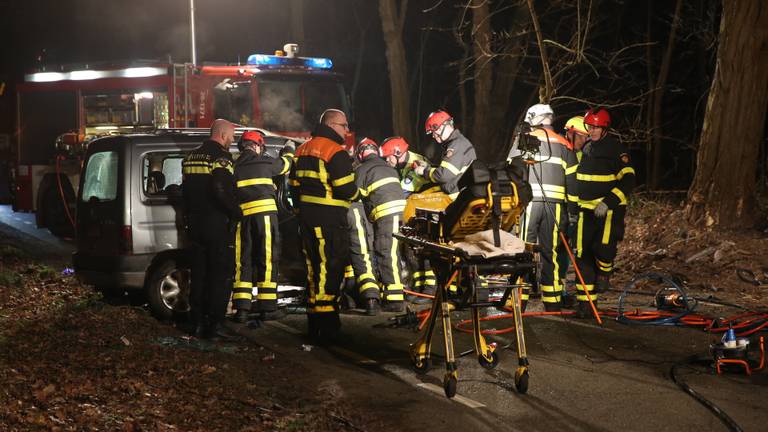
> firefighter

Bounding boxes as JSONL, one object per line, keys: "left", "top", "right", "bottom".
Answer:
{"left": 510, "top": 104, "right": 579, "bottom": 312}
{"left": 413, "top": 110, "right": 477, "bottom": 200}
{"left": 380, "top": 136, "right": 436, "bottom": 303}
{"left": 355, "top": 139, "right": 407, "bottom": 312}
{"left": 346, "top": 137, "right": 379, "bottom": 315}
{"left": 231, "top": 131, "right": 295, "bottom": 323}
{"left": 574, "top": 107, "right": 635, "bottom": 318}
{"left": 182, "top": 119, "right": 241, "bottom": 340}
{"left": 559, "top": 115, "right": 590, "bottom": 307}
{"left": 289, "top": 109, "right": 359, "bottom": 342}
{"left": 379, "top": 136, "right": 436, "bottom": 197}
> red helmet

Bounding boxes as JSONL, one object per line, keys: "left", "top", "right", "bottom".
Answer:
{"left": 583, "top": 108, "right": 611, "bottom": 128}
{"left": 238, "top": 130, "right": 264, "bottom": 152}
{"left": 379, "top": 136, "right": 409, "bottom": 158}
{"left": 424, "top": 110, "right": 453, "bottom": 135}
{"left": 355, "top": 137, "right": 379, "bottom": 161}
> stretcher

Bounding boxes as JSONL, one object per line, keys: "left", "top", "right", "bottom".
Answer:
{"left": 396, "top": 160, "right": 535, "bottom": 398}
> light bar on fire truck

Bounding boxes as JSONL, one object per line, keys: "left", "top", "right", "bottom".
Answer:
{"left": 25, "top": 66, "right": 168, "bottom": 83}
{"left": 246, "top": 54, "right": 332, "bottom": 70}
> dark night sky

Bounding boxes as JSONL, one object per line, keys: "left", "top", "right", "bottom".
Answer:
{"left": 0, "top": 0, "right": 391, "bottom": 136}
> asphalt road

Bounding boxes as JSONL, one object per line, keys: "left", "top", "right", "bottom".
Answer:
{"left": 1, "top": 205, "right": 764, "bottom": 432}
{"left": 228, "top": 306, "right": 767, "bottom": 432}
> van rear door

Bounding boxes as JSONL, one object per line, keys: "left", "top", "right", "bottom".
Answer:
{"left": 76, "top": 137, "right": 130, "bottom": 256}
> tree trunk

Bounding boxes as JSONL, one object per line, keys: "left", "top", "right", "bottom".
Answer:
{"left": 471, "top": 0, "right": 492, "bottom": 160}
{"left": 649, "top": 0, "right": 683, "bottom": 190}
{"left": 378, "top": 0, "right": 414, "bottom": 143}
{"left": 685, "top": 0, "right": 768, "bottom": 229}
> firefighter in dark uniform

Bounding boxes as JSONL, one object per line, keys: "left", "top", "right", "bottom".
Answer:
{"left": 289, "top": 109, "right": 359, "bottom": 341}
{"left": 345, "top": 138, "right": 379, "bottom": 315}
{"left": 508, "top": 104, "right": 579, "bottom": 312}
{"left": 182, "top": 119, "right": 241, "bottom": 340}
{"left": 355, "top": 139, "right": 407, "bottom": 312}
{"left": 575, "top": 108, "right": 635, "bottom": 318}
{"left": 230, "top": 131, "right": 295, "bottom": 323}
{"left": 380, "top": 136, "right": 437, "bottom": 303}
{"left": 413, "top": 110, "right": 477, "bottom": 200}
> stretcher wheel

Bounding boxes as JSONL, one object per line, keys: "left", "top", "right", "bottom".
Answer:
{"left": 412, "top": 357, "right": 432, "bottom": 375}
{"left": 514, "top": 368, "right": 529, "bottom": 394}
{"left": 478, "top": 351, "right": 500, "bottom": 369}
{"left": 443, "top": 374, "right": 458, "bottom": 398}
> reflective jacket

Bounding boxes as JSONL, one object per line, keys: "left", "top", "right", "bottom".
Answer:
{"left": 356, "top": 154, "right": 406, "bottom": 222}
{"left": 234, "top": 149, "right": 293, "bottom": 216}
{"left": 523, "top": 128, "right": 579, "bottom": 210}
{"left": 182, "top": 140, "right": 241, "bottom": 229}
{"left": 289, "top": 124, "right": 359, "bottom": 225}
{"left": 575, "top": 134, "right": 635, "bottom": 211}
{"left": 399, "top": 151, "right": 436, "bottom": 196}
{"left": 426, "top": 130, "right": 477, "bottom": 198}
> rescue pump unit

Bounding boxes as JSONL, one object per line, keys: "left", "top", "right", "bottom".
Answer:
{"left": 14, "top": 44, "right": 349, "bottom": 237}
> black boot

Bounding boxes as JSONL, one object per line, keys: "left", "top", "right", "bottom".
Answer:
{"left": 231, "top": 309, "right": 249, "bottom": 324}
{"left": 575, "top": 301, "right": 598, "bottom": 319}
{"left": 595, "top": 275, "right": 611, "bottom": 294}
{"left": 259, "top": 309, "right": 286, "bottom": 321}
{"left": 365, "top": 298, "right": 381, "bottom": 316}
{"left": 382, "top": 300, "right": 405, "bottom": 313}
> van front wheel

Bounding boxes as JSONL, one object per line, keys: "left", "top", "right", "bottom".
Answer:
{"left": 146, "top": 260, "right": 191, "bottom": 320}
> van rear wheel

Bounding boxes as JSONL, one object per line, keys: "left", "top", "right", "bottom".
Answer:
{"left": 146, "top": 260, "right": 190, "bottom": 320}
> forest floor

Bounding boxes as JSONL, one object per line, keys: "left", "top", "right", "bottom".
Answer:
{"left": 0, "top": 196, "right": 766, "bottom": 431}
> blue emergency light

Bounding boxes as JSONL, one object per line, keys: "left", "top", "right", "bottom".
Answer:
{"left": 246, "top": 54, "right": 333, "bottom": 69}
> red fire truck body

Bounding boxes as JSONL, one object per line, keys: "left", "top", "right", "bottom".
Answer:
{"left": 14, "top": 49, "right": 351, "bottom": 236}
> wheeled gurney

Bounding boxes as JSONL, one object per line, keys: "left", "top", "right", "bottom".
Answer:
{"left": 396, "top": 160, "right": 535, "bottom": 398}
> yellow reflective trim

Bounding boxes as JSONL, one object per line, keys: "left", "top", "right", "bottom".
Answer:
{"left": 257, "top": 282, "right": 278, "bottom": 289}
{"left": 241, "top": 198, "right": 276, "bottom": 210}
{"left": 332, "top": 173, "right": 355, "bottom": 187}
{"left": 315, "top": 227, "right": 328, "bottom": 301}
{"left": 552, "top": 203, "right": 561, "bottom": 286}
{"left": 578, "top": 198, "right": 602, "bottom": 209}
{"left": 617, "top": 167, "right": 635, "bottom": 180}
{"left": 296, "top": 169, "right": 321, "bottom": 179}
{"left": 264, "top": 215, "right": 273, "bottom": 287}
{"left": 243, "top": 204, "right": 278, "bottom": 216}
{"left": 565, "top": 165, "right": 578, "bottom": 175}
{"left": 602, "top": 210, "right": 613, "bottom": 244}
{"left": 237, "top": 178, "right": 274, "bottom": 188}
{"left": 233, "top": 282, "right": 252, "bottom": 289}
{"left": 300, "top": 195, "right": 351, "bottom": 208}
{"left": 314, "top": 305, "right": 335, "bottom": 312}
{"left": 611, "top": 187, "right": 627, "bottom": 205}
{"left": 357, "top": 272, "right": 376, "bottom": 283}
{"left": 577, "top": 173, "right": 616, "bottom": 182}
{"left": 234, "top": 222, "right": 243, "bottom": 286}
{"left": 359, "top": 281, "right": 379, "bottom": 293}
{"left": 369, "top": 199, "right": 406, "bottom": 220}
{"left": 440, "top": 160, "right": 460, "bottom": 175}
{"left": 391, "top": 215, "right": 401, "bottom": 285}
{"left": 232, "top": 292, "right": 252, "bottom": 300}
{"left": 353, "top": 209, "right": 375, "bottom": 278}
{"left": 213, "top": 160, "right": 234, "bottom": 174}
{"left": 532, "top": 184, "right": 565, "bottom": 193}
{"left": 256, "top": 293, "right": 278, "bottom": 300}
{"left": 567, "top": 194, "right": 579, "bottom": 203}
{"left": 278, "top": 156, "right": 292, "bottom": 175}
{"left": 577, "top": 211, "right": 584, "bottom": 258}
{"left": 366, "top": 177, "right": 400, "bottom": 194}
{"left": 182, "top": 166, "right": 211, "bottom": 175}
{"left": 532, "top": 190, "right": 566, "bottom": 200}
{"left": 428, "top": 167, "right": 437, "bottom": 182}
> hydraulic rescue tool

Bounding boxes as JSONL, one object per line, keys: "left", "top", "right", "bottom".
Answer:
{"left": 397, "top": 159, "right": 535, "bottom": 398}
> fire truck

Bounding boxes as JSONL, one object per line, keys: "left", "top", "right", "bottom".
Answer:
{"left": 14, "top": 44, "right": 351, "bottom": 237}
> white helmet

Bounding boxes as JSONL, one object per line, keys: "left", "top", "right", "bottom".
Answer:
{"left": 525, "top": 103, "right": 554, "bottom": 126}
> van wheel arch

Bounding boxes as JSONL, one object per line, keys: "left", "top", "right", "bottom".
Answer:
{"left": 145, "top": 252, "right": 191, "bottom": 320}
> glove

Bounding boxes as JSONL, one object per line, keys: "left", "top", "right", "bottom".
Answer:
{"left": 280, "top": 140, "right": 296, "bottom": 156}
{"left": 413, "top": 160, "right": 427, "bottom": 176}
{"left": 594, "top": 201, "right": 609, "bottom": 218}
